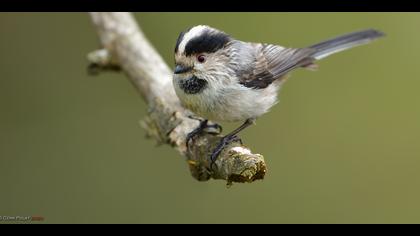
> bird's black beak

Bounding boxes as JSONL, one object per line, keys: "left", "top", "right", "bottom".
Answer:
{"left": 174, "top": 65, "right": 192, "bottom": 74}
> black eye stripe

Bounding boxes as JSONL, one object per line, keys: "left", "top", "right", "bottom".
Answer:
{"left": 184, "top": 30, "right": 231, "bottom": 56}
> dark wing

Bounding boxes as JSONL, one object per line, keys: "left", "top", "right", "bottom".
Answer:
{"left": 239, "top": 43, "right": 316, "bottom": 89}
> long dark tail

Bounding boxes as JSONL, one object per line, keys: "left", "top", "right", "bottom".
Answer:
{"left": 309, "top": 29, "right": 385, "bottom": 60}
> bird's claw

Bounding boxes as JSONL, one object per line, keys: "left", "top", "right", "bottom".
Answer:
{"left": 209, "top": 135, "right": 242, "bottom": 170}
{"left": 186, "top": 129, "right": 200, "bottom": 150}
{"left": 186, "top": 119, "right": 222, "bottom": 151}
{"left": 205, "top": 123, "right": 223, "bottom": 135}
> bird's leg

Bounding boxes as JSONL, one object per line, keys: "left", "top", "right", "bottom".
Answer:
{"left": 187, "top": 115, "right": 222, "bottom": 135}
{"left": 186, "top": 117, "right": 223, "bottom": 150}
{"left": 209, "top": 118, "right": 255, "bottom": 170}
{"left": 186, "top": 119, "right": 208, "bottom": 150}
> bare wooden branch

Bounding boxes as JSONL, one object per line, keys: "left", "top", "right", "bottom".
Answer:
{"left": 88, "top": 12, "right": 266, "bottom": 185}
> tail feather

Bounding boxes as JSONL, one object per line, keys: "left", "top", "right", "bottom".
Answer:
{"left": 309, "top": 29, "right": 385, "bottom": 60}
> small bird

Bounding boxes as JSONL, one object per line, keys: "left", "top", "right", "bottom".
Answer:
{"left": 173, "top": 25, "right": 384, "bottom": 168}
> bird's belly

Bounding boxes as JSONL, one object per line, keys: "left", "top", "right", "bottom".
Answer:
{"left": 176, "top": 82, "right": 281, "bottom": 123}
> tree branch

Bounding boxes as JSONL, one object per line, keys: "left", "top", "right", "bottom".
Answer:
{"left": 87, "top": 12, "right": 266, "bottom": 185}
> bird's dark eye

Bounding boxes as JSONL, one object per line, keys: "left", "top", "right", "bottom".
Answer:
{"left": 197, "top": 55, "right": 206, "bottom": 63}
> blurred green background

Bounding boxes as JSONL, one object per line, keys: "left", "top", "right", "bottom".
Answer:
{"left": 1, "top": 13, "right": 419, "bottom": 223}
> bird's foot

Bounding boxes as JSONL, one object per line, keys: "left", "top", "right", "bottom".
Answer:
{"left": 186, "top": 119, "right": 222, "bottom": 150}
{"left": 209, "top": 135, "right": 242, "bottom": 170}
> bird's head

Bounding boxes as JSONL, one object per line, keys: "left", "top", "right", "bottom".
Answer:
{"left": 173, "top": 25, "right": 234, "bottom": 94}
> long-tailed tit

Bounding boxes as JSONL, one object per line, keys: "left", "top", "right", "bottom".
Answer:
{"left": 173, "top": 25, "right": 384, "bottom": 168}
